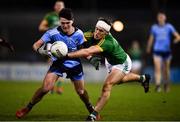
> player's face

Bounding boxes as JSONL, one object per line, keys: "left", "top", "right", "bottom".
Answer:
{"left": 94, "top": 27, "right": 107, "bottom": 40}
{"left": 54, "top": 1, "right": 64, "bottom": 13}
{"left": 157, "top": 13, "right": 166, "bottom": 25}
{"left": 60, "top": 17, "right": 73, "bottom": 33}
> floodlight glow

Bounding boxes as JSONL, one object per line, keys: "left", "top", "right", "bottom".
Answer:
{"left": 113, "top": 20, "right": 124, "bottom": 32}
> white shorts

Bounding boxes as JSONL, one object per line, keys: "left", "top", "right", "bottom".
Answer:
{"left": 105, "top": 54, "right": 132, "bottom": 74}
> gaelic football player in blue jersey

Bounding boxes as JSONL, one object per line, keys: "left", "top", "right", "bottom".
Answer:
{"left": 16, "top": 8, "right": 96, "bottom": 119}
{"left": 147, "top": 11, "right": 180, "bottom": 92}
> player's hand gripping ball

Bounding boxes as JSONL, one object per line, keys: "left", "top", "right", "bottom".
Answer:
{"left": 50, "top": 41, "right": 68, "bottom": 58}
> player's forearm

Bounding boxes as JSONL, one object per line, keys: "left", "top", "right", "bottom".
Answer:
{"left": 173, "top": 32, "right": 180, "bottom": 43}
{"left": 147, "top": 40, "right": 152, "bottom": 49}
{"left": 33, "top": 44, "right": 39, "bottom": 52}
{"left": 67, "top": 49, "right": 91, "bottom": 58}
{"left": 147, "top": 38, "right": 153, "bottom": 53}
{"left": 32, "top": 40, "right": 44, "bottom": 52}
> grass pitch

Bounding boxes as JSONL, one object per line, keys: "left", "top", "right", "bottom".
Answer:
{"left": 0, "top": 80, "right": 180, "bottom": 121}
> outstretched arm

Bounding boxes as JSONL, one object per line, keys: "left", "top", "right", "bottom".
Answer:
{"left": 67, "top": 45, "right": 101, "bottom": 58}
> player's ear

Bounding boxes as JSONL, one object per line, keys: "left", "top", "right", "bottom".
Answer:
{"left": 71, "top": 20, "right": 74, "bottom": 25}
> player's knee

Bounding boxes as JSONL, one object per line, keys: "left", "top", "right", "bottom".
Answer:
{"left": 104, "top": 81, "right": 113, "bottom": 87}
{"left": 76, "top": 89, "right": 84, "bottom": 95}
{"left": 102, "top": 82, "right": 112, "bottom": 93}
{"left": 41, "top": 87, "right": 51, "bottom": 93}
{"left": 42, "top": 83, "right": 54, "bottom": 93}
{"left": 102, "top": 87, "right": 111, "bottom": 98}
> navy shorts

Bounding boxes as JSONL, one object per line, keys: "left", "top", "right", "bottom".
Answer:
{"left": 49, "top": 60, "right": 84, "bottom": 81}
{"left": 153, "top": 51, "right": 172, "bottom": 61}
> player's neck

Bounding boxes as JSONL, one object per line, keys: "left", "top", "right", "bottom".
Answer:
{"left": 66, "top": 27, "right": 75, "bottom": 35}
{"left": 158, "top": 22, "right": 165, "bottom": 26}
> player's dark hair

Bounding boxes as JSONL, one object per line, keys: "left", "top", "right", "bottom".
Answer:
{"left": 98, "top": 17, "right": 112, "bottom": 26}
{"left": 59, "top": 8, "right": 74, "bottom": 20}
{"left": 157, "top": 10, "right": 166, "bottom": 15}
{"left": 56, "top": 0, "right": 64, "bottom": 2}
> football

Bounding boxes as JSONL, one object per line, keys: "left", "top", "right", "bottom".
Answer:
{"left": 50, "top": 41, "right": 68, "bottom": 58}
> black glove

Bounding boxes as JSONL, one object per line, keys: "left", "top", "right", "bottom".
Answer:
{"left": 89, "top": 56, "right": 101, "bottom": 70}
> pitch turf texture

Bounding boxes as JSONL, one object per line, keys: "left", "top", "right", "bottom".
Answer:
{"left": 0, "top": 81, "right": 180, "bottom": 121}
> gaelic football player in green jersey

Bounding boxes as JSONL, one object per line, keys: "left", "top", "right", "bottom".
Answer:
{"left": 67, "top": 17, "right": 151, "bottom": 121}
{"left": 39, "top": 0, "right": 65, "bottom": 32}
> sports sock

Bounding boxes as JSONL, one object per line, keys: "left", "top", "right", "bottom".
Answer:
{"left": 26, "top": 102, "right": 34, "bottom": 110}
{"left": 139, "top": 75, "right": 145, "bottom": 83}
{"left": 139, "top": 75, "right": 146, "bottom": 83}
{"left": 80, "top": 90, "right": 90, "bottom": 105}
{"left": 90, "top": 111, "right": 98, "bottom": 118}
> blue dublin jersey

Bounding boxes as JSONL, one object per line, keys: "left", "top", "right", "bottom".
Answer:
{"left": 41, "top": 26, "right": 84, "bottom": 68}
{"left": 150, "top": 23, "right": 176, "bottom": 52}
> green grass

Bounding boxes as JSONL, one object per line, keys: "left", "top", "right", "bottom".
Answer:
{"left": 0, "top": 80, "right": 180, "bottom": 121}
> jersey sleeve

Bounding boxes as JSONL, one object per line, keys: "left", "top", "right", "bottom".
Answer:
{"left": 84, "top": 31, "right": 93, "bottom": 40}
{"left": 77, "top": 30, "right": 86, "bottom": 45}
{"left": 150, "top": 25, "right": 155, "bottom": 35}
{"left": 96, "top": 38, "right": 112, "bottom": 52}
{"left": 40, "top": 31, "right": 51, "bottom": 43}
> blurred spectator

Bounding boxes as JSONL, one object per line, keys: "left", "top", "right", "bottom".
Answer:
{"left": 0, "top": 37, "right": 14, "bottom": 52}
{"left": 128, "top": 40, "right": 142, "bottom": 74}
{"left": 39, "top": 0, "right": 65, "bottom": 32}
{"left": 147, "top": 11, "right": 180, "bottom": 92}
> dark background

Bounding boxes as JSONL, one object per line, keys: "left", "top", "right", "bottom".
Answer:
{"left": 0, "top": 0, "right": 180, "bottom": 66}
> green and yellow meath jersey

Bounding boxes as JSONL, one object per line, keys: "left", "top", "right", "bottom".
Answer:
{"left": 44, "top": 11, "right": 59, "bottom": 29}
{"left": 84, "top": 31, "right": 127, "bottom": 65}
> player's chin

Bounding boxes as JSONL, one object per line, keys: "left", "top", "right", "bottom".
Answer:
{"left": 62, "top": 28, "right": 69, "bottom": 33}
{"left": 94, "top": 35, "right": 100, "bottom": 40}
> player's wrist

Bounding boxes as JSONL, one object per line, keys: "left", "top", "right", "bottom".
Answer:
{"left": 36, "top": 45, "right": 48, "bottom": 56}
{"left": 36, "top": 47, "right": 40, "bottom": 53}
{"left": 65, "top": 53, "right": 69, "bottom": 58}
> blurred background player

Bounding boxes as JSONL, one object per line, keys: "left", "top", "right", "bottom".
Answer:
{"left": 0, "top": 36, "right": 14, "bottom": 52}
{"left": 67, "top": 17, "right": 151, "bottom": 121}
{"left": 39, "top": 0, "right": 65, "bottom": 32}
{"left": 147, "top": 11, "right": 180, "bottom": 92}
{"left": 16, "top": 8, "right": 95, "bottom": 119}
{"left": 39, "top": 0, "right": 65, "bottom": 94}
{"left": 128, "top": 40, "right": 143, "bottom": 74}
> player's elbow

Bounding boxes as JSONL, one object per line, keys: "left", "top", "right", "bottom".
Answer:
{"left": 39, "top": 26, "right": 46, "bottom": 32}
{"left": 32, "top": 43, "right": 37, "bottom": 51}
